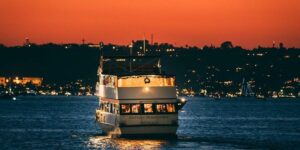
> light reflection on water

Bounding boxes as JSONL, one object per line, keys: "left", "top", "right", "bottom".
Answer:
{"left": 86, "top": 135, "right": 249, "bottom": 149}
{"left": 88, "top": 136, "right": 167, "bottom": 149}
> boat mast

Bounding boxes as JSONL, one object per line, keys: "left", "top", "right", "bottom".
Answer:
{"left": 143, "top": 33, "right": 146, "bottom": 55}
{"left": 129, "top": 42, "right": 133, "bottom": 73}
{"left": 99, "top": 42, "right": 104, "bottom": 75}
{"left": 241, "top": 78, "right": 254, "bottom": 97}
{"left": 158, "top": 58, "right": 162, "bottom": 74}
{"left": 241, "top": 78, "right": 245, "bottom": 96}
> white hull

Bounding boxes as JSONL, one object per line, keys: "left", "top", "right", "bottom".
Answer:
{"left": 96, "top": 109, "right": 178, "bottom": 135}
{"left": 98, "top": 122, "right": 178, "bottom": 135}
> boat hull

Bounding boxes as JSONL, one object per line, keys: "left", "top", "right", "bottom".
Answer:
{"left": 96, "top": 110, "right": 178, "bottom": 136}
{"left": 120, "top": 125, "right": 177, "bottom": 135}
{"left": 98, "top": 122, "right": 178, "bottom": 136}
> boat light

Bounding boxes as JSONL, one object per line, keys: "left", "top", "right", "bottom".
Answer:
{"left": 180, "top": 98, "right": 186, "bottom": 103}
{"left": 143, "top": 87, "right": 150, "bottom": 93}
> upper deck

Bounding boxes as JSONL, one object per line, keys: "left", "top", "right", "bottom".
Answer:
{"left": 97, "top": 74, "right": 177, "bottom": 100}
{"left": 96, "top": 51, "right": 177, "bottom": 100}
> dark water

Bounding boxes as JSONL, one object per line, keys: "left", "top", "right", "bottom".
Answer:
{"left": 1, "top": 96, "right": 300, "bottom": 149}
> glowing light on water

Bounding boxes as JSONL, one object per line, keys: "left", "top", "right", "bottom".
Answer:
{"left": 88, "top": 135, "right": 166, "bottom": 149}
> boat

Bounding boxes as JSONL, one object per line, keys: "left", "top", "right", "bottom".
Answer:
{"left": 187, "top": 87, "right": 195, "bottom": 97}
{"left": 95, "top": 43, "right": 186, "bottom": 136}
{"left": 0, "top": 88, "right": 16, "bottom": 100}
{"left": 256, "top": 94, "right": 266, "bottom": 100}
{"left": 240, "top": 78, "right": 255, "bottom": 98}
{"left": 212, "top": 94, "right": 221, "bottom": 100}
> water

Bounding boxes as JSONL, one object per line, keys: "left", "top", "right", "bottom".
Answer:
{"left": 1, "top": 96, "right": 300, "bottom": 149}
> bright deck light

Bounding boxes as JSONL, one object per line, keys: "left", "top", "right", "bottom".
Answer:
{"left": 144, "top": 87, "right": 150, "bottom": 92}
{"left": 180, "top": 98, "right": 186, "bottom": 103}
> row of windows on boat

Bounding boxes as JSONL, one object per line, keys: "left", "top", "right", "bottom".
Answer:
{"left": 99, "top": 75, "right": 175, "bottom": 87}
{"left": 99, "top": 103, "right": 177, "bottom": 114}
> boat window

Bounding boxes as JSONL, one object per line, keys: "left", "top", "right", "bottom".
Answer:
{"left": 131, "top": 104, "right": 141, "bottom": 114}
{"left": 118, "top": 76, "right": 175, "bottom": 87}
{"left": 99, "top": 103, "right": 103, "bottom": 110}
{"left": 113, "top": 104, "right": 119, "bottom": 114}
{"left": 108, "top": 103, "right": 112, "bottom": 112}
{"left": 101, "top": 75, "right": 117, "bottom": 87}
{"left": 156, "top": 104, "right": 167, "bottom": 113}
{"left": 121, "top": 104, "right": 131, "bottom": 113}
{"left": 111, "top": 103, "right": 114, "bottom": 113}
{"left": 109, "top": 103, "right": 113, "bottom": 113}
{"left": 166, "top": 104, "right": 176, "bottom": 113}
{"left": 144, "top": 104, "right": 153, "bottom": 113}
{"left": 103, "top": 103, "right": 110, "bottom": 112}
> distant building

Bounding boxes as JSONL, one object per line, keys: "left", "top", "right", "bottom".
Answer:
{"left": 0, "top": 77, "right": 6, "bottom": 86}
{"left": 1, "top": 77, "right": 43, "bottom": 86}
{"left": 22, "top": 77, "right": 43, "bottom": 86}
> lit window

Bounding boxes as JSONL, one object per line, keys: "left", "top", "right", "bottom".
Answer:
{"left": 156, "top": 104, "right": 166, "bottom": 113}
{"left": 166, "top": 104, "right": 176, "bottom": 113}
{"left": 103, "top": 103, "right": 110, "bottom": 112}
{"left": 144, "top": 104, "right": 153, "bottom": 113}
{"left": 121, "top": 104, "right": 130, "bottom": 113}
{"left": 131, "top": 104, "right": 141, "bottom": 113}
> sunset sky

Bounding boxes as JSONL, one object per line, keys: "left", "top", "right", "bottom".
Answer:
{"left": 0, "top": 0, "right": 299, "bottom": 48}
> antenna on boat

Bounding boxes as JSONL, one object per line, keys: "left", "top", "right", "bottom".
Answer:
{"left": 241, "top": 78, "right": 245, "bottom": 94}
{"left": 151, "top": 34, "right": 154, "bottom": 45}
{"left": 158, "top": 58, "right": 162, "bottom": 74}
{"left": 241, "top": 78, "right": 254, "bottom": 97}
{"left": 98, "top": 42, "right": 104, "bottom": 75}
{"left": 129, "top": 42, "right": 133, "bottom": 73}
{"left": 143, "top": 33, "right": 146, "bottom": 55}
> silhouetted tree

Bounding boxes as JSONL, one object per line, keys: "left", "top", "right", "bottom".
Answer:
{"left": 0, "top": 44, "right": 6, "bottom": 49}
{"left": 279, "top": 42, "right": 285, "bottom": 49}
{"left": 221, "top": 41, "right": 233, "bottom": 49}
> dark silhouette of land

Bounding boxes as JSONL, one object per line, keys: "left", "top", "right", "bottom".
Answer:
{"left": 0, "top": 41, "right": 299, "bottom": 97}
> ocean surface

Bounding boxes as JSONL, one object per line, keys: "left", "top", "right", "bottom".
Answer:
{"left": 1, "top": 96, "right": 300, "bottom": 149}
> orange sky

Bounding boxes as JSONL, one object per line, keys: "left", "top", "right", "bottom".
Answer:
{"left": 0, "top": 0, "right": 299, "bottom": 48}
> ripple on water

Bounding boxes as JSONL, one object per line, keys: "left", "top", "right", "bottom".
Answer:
{"left": 1, "top": 96, "right": 300, "bottom": 149}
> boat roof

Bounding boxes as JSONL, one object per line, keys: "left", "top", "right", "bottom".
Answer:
{"left": 103, "top": 55, "right": 160, "bottom": 59}
{"left": 101, "top": 55, "right": 167, "bottom": 76}
{"left": 102, "top": 74, "right": 175, "bottom": 78}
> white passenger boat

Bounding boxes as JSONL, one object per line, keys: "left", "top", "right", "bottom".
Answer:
{"left": 95, "top": 45, "right": 186, "bottom": 136}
